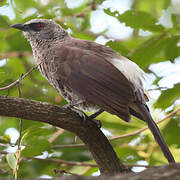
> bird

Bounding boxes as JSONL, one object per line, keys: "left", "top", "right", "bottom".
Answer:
{"left": 11, "top": 19, "right": 175, "bottom": 163}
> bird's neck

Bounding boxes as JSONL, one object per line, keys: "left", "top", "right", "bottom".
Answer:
{"left": 29, "top": 35, "right": 69, "bottom": 64}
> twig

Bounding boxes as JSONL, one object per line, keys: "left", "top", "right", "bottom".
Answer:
{"left": 0, "top": 155, "right": 6, "bottom": 159}
{"left": 0, "top": 150, "right": 152, "bottom": 168}
{"left": 0, "top": 51, "right": 32, "bottom": 60}
{"left": 25, "top": 157, "right": 97, "bottom": 167}
{"left": 0, "top": 163, "right": 8, "bottom": 168}
{"left": 148, "top": 87, "right": 168, "bottom": 91}
{"left": 0, "top": 151, "right": 8, "bottom": 154}
{"left": 25, "top": 157, "right": 152, "bottom": 168}
{"left": 14, "top": 81, "right": 23, "bottom": 179}
{"left": 53, "top": 143, "right": 86, "bottom": 149}
{"left": 0, "top": 63, "right": 41, "bottom": 91}
{"left": 54, "top": 169, "right": 79, "bottom": 176}
{"left": 48, "top": 128, "right": 65, "bottom": 143}
{"left": 78, "top": 166, "right": 92, "bottom": 175}
{"left": 0, "top": 143, "right": 8, "bottom": 147}
{"left": 53, "top": 107, "right": 180, "bottom": 149}
{"left": 0, "top": 27, "right": 10, "bottom": 32}
{"left": 21, "top": 59, "right": 48, "bottom": 86}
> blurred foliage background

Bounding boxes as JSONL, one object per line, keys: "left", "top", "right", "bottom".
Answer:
{"left": 0, "top": 0, "right": 180, "bottom": 178}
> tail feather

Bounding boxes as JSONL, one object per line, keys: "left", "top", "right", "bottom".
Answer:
{"left": 136, "top": 102, "right": 175, "bottom": 163}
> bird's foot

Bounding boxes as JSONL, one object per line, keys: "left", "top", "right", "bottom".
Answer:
{"left": 90, "top": 118, "right": 102, "bottom": 128}
{"left": 63, "top": 100, "right": 84, "bottom": 109}
{"left": 63, "top": 103, "right": 72, "bottom": 109}
{"left": 68, "top": 106, "right": 102, "bottom": 128}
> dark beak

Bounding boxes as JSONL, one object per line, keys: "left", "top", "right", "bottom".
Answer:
{"left": 11, "top": 24, "right": 30, "bottom": 31}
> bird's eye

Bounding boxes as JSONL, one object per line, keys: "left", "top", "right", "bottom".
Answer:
{"left": 29, "top": 23, "right": 45, "bottom": 31}
{"left": 38, "top": 23, "right": 44, "bottom": 29}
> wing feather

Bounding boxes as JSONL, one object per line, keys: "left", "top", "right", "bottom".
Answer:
{"left": 58, "top": 47, "right": 136, "bottom": 121}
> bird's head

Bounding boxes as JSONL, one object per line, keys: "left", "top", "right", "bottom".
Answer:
{"left": 11, "top": 19, "right": 68, "bottom": 42}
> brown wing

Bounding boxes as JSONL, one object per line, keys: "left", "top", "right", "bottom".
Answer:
{"left": 53, "top": 41, "right": 136, "bottom": 122}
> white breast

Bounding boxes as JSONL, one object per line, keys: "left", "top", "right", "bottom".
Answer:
{"left": 109, "top": 57, "right": 146, "bottom": 90}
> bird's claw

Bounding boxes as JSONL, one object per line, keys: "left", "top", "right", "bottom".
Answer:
{"left": 68, "top": 107, "right": 101, "bottom": 128}
{"left": 90, "top": 119, "right": 102, "bottom": 128}
{"left": 63, "top": 103, "right": 73, "bottom": 109}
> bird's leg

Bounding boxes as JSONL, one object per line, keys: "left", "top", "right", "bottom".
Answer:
{"left": 63, "top": 100, "right": 88, "bottom": 124}
{"left": 87, "top": 110, "right": 104, "bottom": 128}
{"left": 89, "top": 109, "right": 104, "bottom": 119}
{"left": 63, "top": 99, "right": 84, "bottom": 109}
{"left": 63, "top": 101, "right": 103, "bottom": 128}
{"left": 69, "top": 107, "right": 102, "bottom": 128}
{"left": 63, "top": 100, "right": 90, "bottom": 124}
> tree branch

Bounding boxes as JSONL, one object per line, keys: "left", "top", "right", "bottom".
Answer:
{"left": 59, "top": 163, "right": 180, "bottom": 180}
{"left": 0, "top": 95, "right": 128, "bottom": 175}
{"left": 6, "top": 163, "right": 178, "bottom": 180}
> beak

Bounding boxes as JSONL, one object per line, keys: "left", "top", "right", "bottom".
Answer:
{"left": 11, "top": 23, "right": 30, "bottom": 31}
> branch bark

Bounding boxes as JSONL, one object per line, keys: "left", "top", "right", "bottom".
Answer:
{"left": 57, "top": 163, "right": 180, "bottom": 180}
{"left": 5, "top": 163, "right": 178, "bottom": 179}
{"left": 0, "top": 95, "right": 127, "bottom": 175}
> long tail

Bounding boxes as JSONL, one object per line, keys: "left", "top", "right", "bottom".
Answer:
{"left": 136, "top": 102, "right": 175, "bottom": 163}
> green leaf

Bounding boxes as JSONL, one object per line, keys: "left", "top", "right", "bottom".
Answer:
{"left": 0, "top": 0, "right": 8, "bottom": 7}
{"left": 163, "top": 0, "right": 171, "bottom": 9}
{"left": 94, "top": 0, "right": 106, "bottom": 5}
{"left": 0, "top": 15, "right": 9, "bottom": 27}
{"left": 162, "top": 116, "right": 180, "bottom": 146}
{"left": 6, "top": 153, "right": 16, "bottom": 170}
{"left": 60, "top": 5, "right": 85, "bottom": 16}
{"left": 164, "top": 36, "right": 180, "bottom": 61}
{"left": 129, "top": 34, "right": 168, "bottom": 69}
{"left": 81, "top": 12, "right": 91, "bottom": 30}
{"left": 0, "top": 134, "right": 11, "bottom": 143}
{"left": 21, "top": 138, "right": 51, "bottom": 157}
{"left": 21, "top": 126, "right": 53, "bottom": 145}
{"left": 6, "top": 31, "right": 31, "bottom": 51}
{"left": 104, "top": 9, "right": 164, "bottom": 32}
{"left": 172, "top": 9, "right": 180, "bottom": 26}
{"left": 114, "top": 146, "right": 142, "bottom": 163}
{"left": 13, "top": 0, "right": 36, "bottom": 10}
{"left": 154, "top": 83, "right": 180, "bottom": 109}
{"left": 26, "top": 127, "right": 53, "bottom": 137}
{"left": 106, "top": 41, "right": 129, "bottom": 56}
{"left": 72, "top": 31, "right": 96, "bottom": 41}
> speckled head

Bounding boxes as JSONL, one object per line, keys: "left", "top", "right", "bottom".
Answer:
{"left": 11, "top": 19, "right": 68, "bottom": 42}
